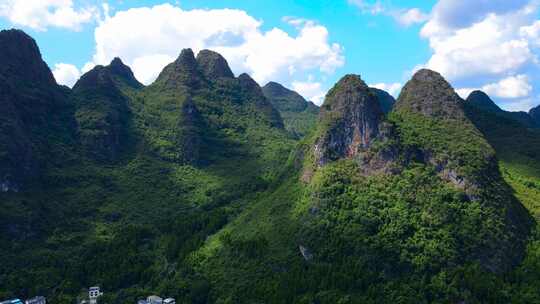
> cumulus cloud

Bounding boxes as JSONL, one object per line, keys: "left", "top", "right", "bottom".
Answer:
{"left": 482, "top": 74, "right": 532, "bottom": 98}
{"left": 422, "top": 13, "right": 534, "bottom": 80}
{"left": 424, "top": 0, "right": 530, "bottom": 32}
{"left": 418, "top": 0, "right": 540, "bottom": 111}
{"left": 0, "top": 0, "right": 97, "bottom": 31}
{"left": 370, "top": 82, "right": 402, "bottom": 97}
{"left": 456, "top": 75, "right": 531, "bottom": 99}
{"left": 90, "top": 3, "right": 344, "bottom": 89}
{"left": 499, "top": 97, "right": 538, "bottom": 112}
{"left": 292, "top": 78, "right": 326, "bottom": 105}
{"left": 52, "top": 63, "right": 81, "bottom": 87}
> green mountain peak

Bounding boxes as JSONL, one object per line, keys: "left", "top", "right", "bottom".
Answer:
{"left": 196, "top": 49, "right": 235, "bottom": 79}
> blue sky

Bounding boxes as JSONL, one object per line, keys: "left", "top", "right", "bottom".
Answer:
{"left": 0, "top": 0, "right": 539, "bottom": 112}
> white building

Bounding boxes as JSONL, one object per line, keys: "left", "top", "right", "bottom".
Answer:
{"left": 89, "top": 287, "right": 103, "bottom": 304}
{"left": 163, "top": 298, "right": 175, "bottom": 304}
{"left": 146, "top": 296, "right": 162, "bottom": 304}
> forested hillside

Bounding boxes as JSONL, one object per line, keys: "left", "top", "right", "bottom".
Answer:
{"left": 1, "top": 29, "right": 540, "bottom": 304}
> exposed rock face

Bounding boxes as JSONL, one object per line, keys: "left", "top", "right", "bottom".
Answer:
{"left": 370, "top": 87, "right": 395, "bottom": 114}
{"left": 314, "top": 75, "right": 384, "bottom": 166}
{"left": 154, "top": 48, "right": 205, "bottom": 92}
{"left": 0, "top": 29, "right": 75, "bottom": 191}
{"left": 196, "top": 49, "right": 235, "bottom": 79}
{"left": 396, "top": 69, "right": 465, "bottom": 120}
{"left": 72, "top": 59, "right": 136, "bottom": 161}
{"left": 395, "top": 69, "right": 487, "bottom": 193}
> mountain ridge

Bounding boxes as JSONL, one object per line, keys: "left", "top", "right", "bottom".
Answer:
{"left": 1, "top": 29, "right": 539, "bottom": 304}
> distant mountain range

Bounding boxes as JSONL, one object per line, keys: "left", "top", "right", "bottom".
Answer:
{"left": 1, "top": 29, "right": 540, "bottom": 304}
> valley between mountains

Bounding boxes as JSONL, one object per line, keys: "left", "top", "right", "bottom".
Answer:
{"left": 1, "top": 28, "right": 540, "bottom": 303}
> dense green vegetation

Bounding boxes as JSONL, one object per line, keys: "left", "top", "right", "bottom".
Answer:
{"left": 1, "top": 30, "right": 540, "bottom": 304}
{"left": 262, "top": 81, "right": 319, "bottom": 138}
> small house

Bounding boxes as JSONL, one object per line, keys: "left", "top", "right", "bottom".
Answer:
{"left": 146, "top": 295, "right": 162, "bottom": 304}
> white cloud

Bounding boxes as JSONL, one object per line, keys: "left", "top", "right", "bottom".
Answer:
{"left": 424, "top": 0, "right": 531, "bottom": 32}
{"left": 416, "top": 0, "right": 540, "bottom": 112}
{"left": 422, "top": 13, "right": 534, "bottom": 80}
{"left": 455, "top": 88, "right": 475, "bottom": 99}
{"left": 52, "top": 63, "right": 80, "bottom": 87}
{"left": 499, "top": 97, "right": 537, "bottom": 112}
{"left": 292, "top": 80, "right": 326, "bottom": 105}
{"left": 456, "top": 74, "right": 532, "bottom": 100}
{"left": 392, "top": 8, "right": 429, "bottom": 27}
{"left": 370, "top": 82, "right": 402, "bottom": 97}
{"left": 520, "top": 20, "right": 540, "bottom": 46}
{"left": 90, "top": 3, "right": 344, "bottom": 88}
{"left": 0, "top": 0, "right": 97, "bottom": 31}
{"left": 482, "top": 74, "right": 532, "bottom": 98}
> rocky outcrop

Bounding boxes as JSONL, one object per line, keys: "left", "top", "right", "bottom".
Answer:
{"left": 395, "top": 69, "right": 465, "bottom": 120}
{"left": 314, "top": 75, "right": 384, "bottom": 166}
{"left": 196, "top": 49, "right": 235, "bottom": 79}
{"left": 154, "top": 48, "right": 205, "bottom": 92}
{"left": 370, "top": 87, "right": 395, "bottom": 114}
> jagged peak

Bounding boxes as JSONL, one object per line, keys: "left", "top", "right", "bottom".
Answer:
{"left": 395, "top": 69, "right": 465, "bottom": 120}
{"left": 196, "top": 49, "right": 234, "bottom": 79}
{"left": 322, "top": 74, "right": 377, "bottom": 110}
{"left": 263, "top": 81, "right": 288, "bottom": 92}
{"left": 108, "top": 57, "right": 143, "bottom": 89}
{"left": 313, "top": 74, "right": 385, "bottom": 167}
{"left": 0, "top": 28, "right": 55, "bottom": 86}
{"left": 176, "top": 48, "right": 196, "bottom": 64}
{"left": 238, "top": 73, "right": 262, "bottom": 93}
{"left": 73, "top": 65, "right": 115, "bottom": 92}
{"left": 153, "top": 48, "right": 204, "bottom": 90}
